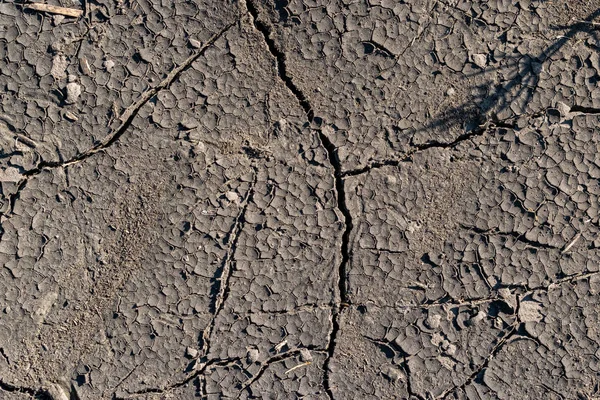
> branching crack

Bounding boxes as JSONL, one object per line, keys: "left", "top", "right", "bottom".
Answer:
{"left": 437, "top": 296, "right": 523, "bottom": 399}
{"left": 463, "top": 225, "right": 562, "bottom": 251}
{"left": 343, "top": 119, "right": 499, "bottom": 177}
{"left": 1, "top": 22, "right": 236, "bottom": 219}
{"left": 243, "top": 2, "right": 351, "bottom": 398}
{"left": 115, "top": 346, "right": 324, "bottom": 399}
{"left": 201, "top": 168, "right": 258, "bottom": 356}
{"left": 243, "top": 0, "right": 313, "bottom": 119}
{"left": 236, "top": 347, "right": 320, "bottom": 397}
{"left": 113, "top": 356, "right": 245, "bottom": 399}
{"left": 527, "top": 270, "right": 600, "bottom": 293}
{"left": 363, "top": 336, "right": 426, "bottom": 400}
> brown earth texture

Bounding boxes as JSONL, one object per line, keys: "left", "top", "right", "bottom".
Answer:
{"left": 1, "top": 0, "right": 600, "bottom": 399}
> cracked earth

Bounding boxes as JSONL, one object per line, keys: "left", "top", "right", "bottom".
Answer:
{"left": 1, "top": 0, "right": 600, "bottom": 399}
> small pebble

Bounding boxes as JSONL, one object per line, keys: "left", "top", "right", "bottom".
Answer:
{"left": 385, "top": 175, "right": 397, "bottom": 185}
{"left": 247, "top": 348, "right": 260, "bottom": 363}
{"left": 103, "top": 59, "right": 115, "bottom": 71}
{"left": 299, "top": 348, "right": 313, "bottom": 362}
{"left": 425, "top": 313, "right": 441, "bottom": 329}
{"left": 189, "top": 38, "right": 202, "bottom": 49}
{"left": 225, "top": 191, "right": 239, "bottom": 202}
{"left": 185, "top": 347, "right": 198, "bottom": 358}
{"left": 446, "top": 87, "right": 456, "bottom": 96}
{"left": 65, "top": 82, "right": 81, "bottom": 104}
{"left": 51, "top": 54, "right": 68, "bottom": 80}
{"left": 52, "top": 15, "right": 65, "bottom": 25}
{"left": 472, "top": 53, "right": 487, "bottom": 68}
{"left": 64, "top": 111, "right": 78, "bottom": 121}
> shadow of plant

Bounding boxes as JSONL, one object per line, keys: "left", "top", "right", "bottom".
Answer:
{"left": 416, "top": 5, "right": 600, "bottom": 137}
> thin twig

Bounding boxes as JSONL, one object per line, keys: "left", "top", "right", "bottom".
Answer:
{"left": 25, "top": 3, "right": 83, "bottom": 18}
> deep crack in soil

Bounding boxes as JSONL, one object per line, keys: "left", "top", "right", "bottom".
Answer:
{"left": 243, "top": 1, "right": 352, "bottom": 397}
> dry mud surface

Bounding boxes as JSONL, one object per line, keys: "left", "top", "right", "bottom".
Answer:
{"left": 1, "top": 0, "right": 600, "bottom": 398}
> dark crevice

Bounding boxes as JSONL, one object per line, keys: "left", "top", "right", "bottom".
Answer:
{"left": 461, "top": 224, "right": 561, "bottom": 252}
{"left": 402, "top": 354, "right": 424, "bottom": 400}
{"left": 0, "top": 379, "right": 52, "bottom": 400}
{"left": 201, "top": 169, "right": 257, "bottom": 356}
{"left": 503, "top": 230, "right": 560, "bottom": 251}
{"left": 245, "top": 0, "right": 313, "bottom": 120}
{"left": 362, "top": 40, "right": 394, "bottom": 58}
{"left": 0, "top": 348, "right": 9, "bottom": 365}
{"left": 570, "top": 104, "right": 600, "bottom": 114}
{"left": 527, "top": 270, "right": 600, "bottom": 293}
{"left": 244, "top": 2, "right": 351, "bottom": 399}
{"left": 69, "top": 382, "right": 82, "bottom": 400}
{"left": 342, "top": 119, "right": 496, "bottom": 177}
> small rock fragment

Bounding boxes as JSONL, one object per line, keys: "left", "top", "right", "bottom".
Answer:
{"left": 103, "top": 59, "right": 115, "bottom": 71}
{"left": 556, "top": 101, "right": 570, "bottom": 117}
{"left": 64, "top": 111, "right": 78, "bottom": 121}
{"left": 225, "top": 191, "right": 239, "bottom": 202}
{"left": 472, "top": 53, "right": 487, "bottom": 68}
{"left": 185, "top": 347, "right": 198, "bottom": 358}
{"left": 51, "top": 54, "right": 68, "bottom": 80}
{"left": 274, "top": 339, "right": 288, "bottom": 352}
{"left": 518, "top": 300, "right": 543, "bottom": 322}
{"left": 467, "top": 310, "right": 486, "bottom": 326}
{"left": 444, "top": 343, "right": 457, "bottom": 356}
{"left": 53, "top": 15, "right": 65, "bottom": 25}
{"left": 385, "top": 174, "right": 397, "bottom": 185}
{"left": 247, "top": 348, "right": 259, "bottom": 363}
{"left": 498, "top": 288, "right": 517, "bottom": 310}
{"left": 446, "top": 87, "right": 456, "bottom": 96}
{"left": 79, "top": 57, "right": 92, "bottom": 75}
{"left": 437, "top": 356, "right": 456, "bottom": 370}
{"left": 0, "top": 167, "right": 23, "bottom": 183}
{"left": 46, "top": 383, "right": 68, "bottom": 400}
{"left": 299, "top": 348, "right": 313, "bottom": 362}
{"left": 425, "top": 313, "right": 441, "bottom": 329}
{"left": 65, "top": 81, "right": 81, "bottom": 104}
{"left": 189, "top": 38, "right": 202, "bottom": 48}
